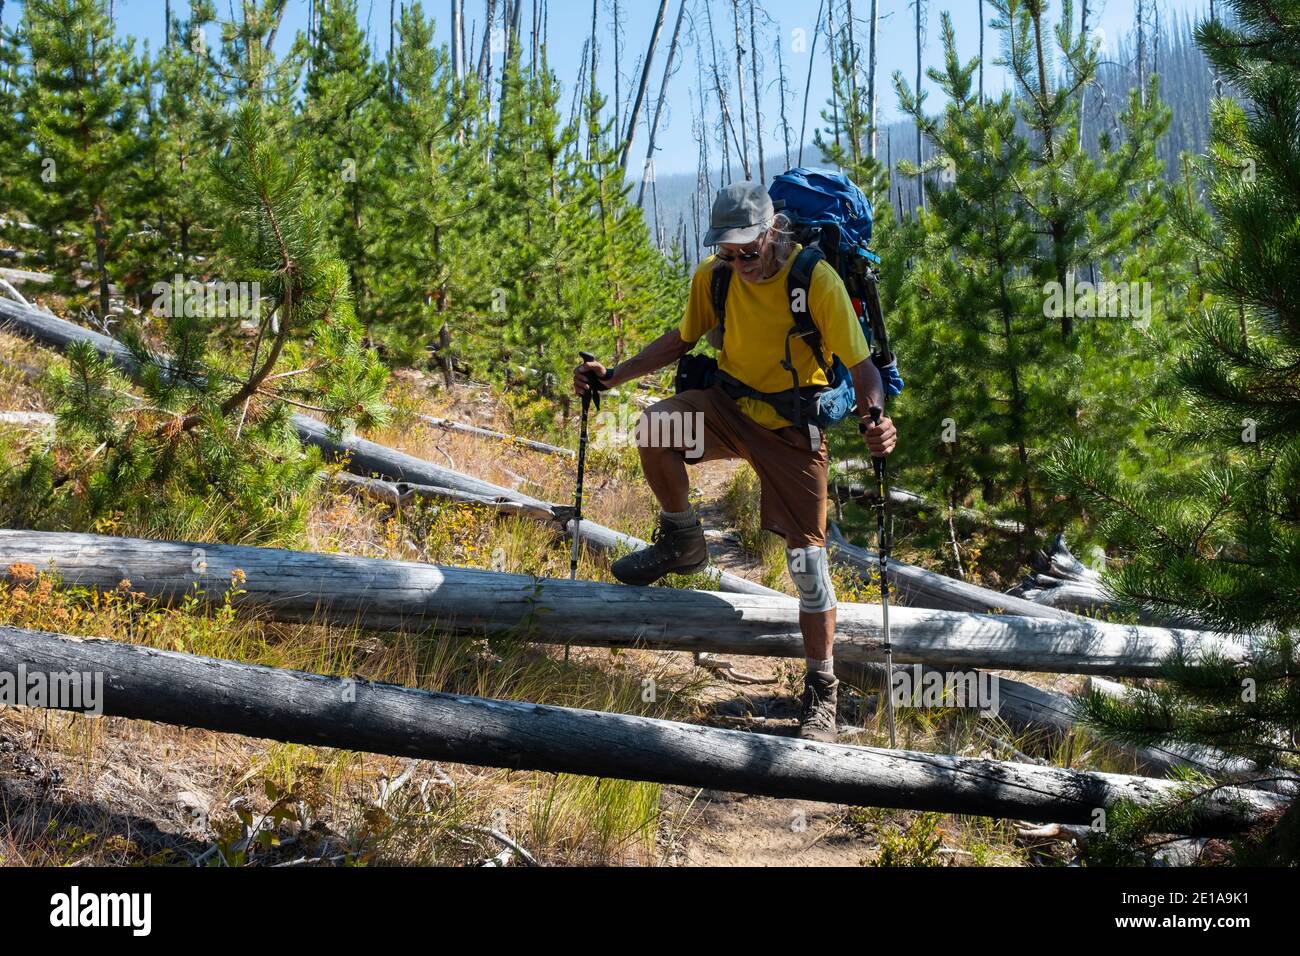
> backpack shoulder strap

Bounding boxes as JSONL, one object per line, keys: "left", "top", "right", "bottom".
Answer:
{"left": 710, "top": 262, "right": 731, "bottom": 344}
{"left": 786, "top": 247, "right": 830, "bottom": 372}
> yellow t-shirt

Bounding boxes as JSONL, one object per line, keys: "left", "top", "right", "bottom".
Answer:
{"left": 678, "top": 245, "right": 871, "bottom": 430}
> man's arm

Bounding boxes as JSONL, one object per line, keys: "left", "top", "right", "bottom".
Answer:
{"left": 572, "top": 329, "right": 695, "bottom": 397}
{"left": 849, "top": 356, "right": 897, "bottom": 457}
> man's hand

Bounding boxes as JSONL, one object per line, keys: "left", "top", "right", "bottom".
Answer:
{"left": 859, "top": 415, "right": 897, "bottom": 457}
{"left": 573, "top": 359, "right": 613, "bottom": 397}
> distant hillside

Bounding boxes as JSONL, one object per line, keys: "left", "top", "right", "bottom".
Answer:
{"left": 640, "top": 11, "right": 1224, "bottom": 265}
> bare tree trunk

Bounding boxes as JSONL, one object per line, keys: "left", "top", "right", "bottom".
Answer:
{"left": 846, "top": 0, "right": 860, "bottom": 163}
{"left": 477, "top": 0, "right": 496, "bottom": 78}
{"left": 451, "top": 0, "right": 465, "bottom": 83}
{"left": 389, "top": 0, "right": 396, "bottom": 95}
{"left": 914, "top": 0, "right": 926, "bottom": 214}
{"left": 1153, "top": 0, "right": 1161, "bottom": 82}
{"left": 619, "top": 0, "right": 669, "bottom": 174}
{"left": 827, "top": 0, "right": 841, "bottom": 149}
{"left": 730, "top": 0, "right": 752, "bottom": 178}
{"left": 748, "top": 0, "right": 765, "bottom": 181}
{"left": 775, "top": 29, "right": 792, "bottom": 165}
{"left": 509, "top": 0, "right": 525, "bottom": 52}
{"left": 587, "top": 0, "right": 598, "bottom": 161}
{"left": 0, "top": 530, "right": 1253, "bottom": 679}
{"left": 1136, "top": 0, "right": 1146, "bottom": 108}
{"left": 636, "top": 0, "right": 688, "bottom": 207}
{"left": 867, "top": 0, "right": 879, "bottom": 158}
{"left": 3, "top": 627, "right": 1279, "bottom": 833}
{"left": 1078, "top": 0, "right": 1089, "bottom": 149}
{"left": 1210, "top": 0, "right": 1221, "bottom": 95}
{"left": 531, "top": 0, "right": 540, "bottom": 74}
{"left": 693, "top": 41, "right": 712, "bottom": 216}
{"left": 797, "top": 0, "right": 826, "bottom": 166}
{"left": 978, "top": 0, "right": 984, "bottom": 103}
{"left": 484, "top": 0, "right": 498, "bottom": 120}
{"left": 704, "top": 0, "right": 734, "bottom": 182}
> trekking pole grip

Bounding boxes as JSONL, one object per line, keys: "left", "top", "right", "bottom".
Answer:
{"left": 578, "top": 350, "right": 611, "bottom": 410}
{"left": 862, "top": 405, "right": 887, "bottom": 479}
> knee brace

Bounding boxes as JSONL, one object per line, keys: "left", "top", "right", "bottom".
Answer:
{"left": 786, "top": 545, "right": 837, "bottom": 613}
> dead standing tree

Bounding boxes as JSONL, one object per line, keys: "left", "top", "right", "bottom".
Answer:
{"left": 730, "top": 0, "right": 753, "bottom": 179}
{"left": 748, "top": 0, "right": 766, "bottom": 182}
{"left": 636, "top": 0, "right": 688, "bottom": 208}
{"left": 797, "top": 0, "right": 826, "bottom": 165}
{"left": 618, "top": 0, "right": 670, "bottom": 175}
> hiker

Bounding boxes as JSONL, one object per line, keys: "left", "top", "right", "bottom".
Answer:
{"left": 573, "top": 180, "right": 897, "bottom": 743}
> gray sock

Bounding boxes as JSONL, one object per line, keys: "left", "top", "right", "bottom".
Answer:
{"left": 661, "top": 506, "right": 697, "bottom": 527}
{"left": 806, "top": 656, "right": 834, "bottom": 676}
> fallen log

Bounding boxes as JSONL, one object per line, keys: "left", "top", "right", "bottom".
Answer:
{"left": 1083, "top": 676, "right": 1297, "bottom": 794}
{"left": 0, "top": 625, "right": 1282, "bottom": 834}
{"left": 300, "top": 414, "right": 780, "bottom": 595}
{"left": 1009, "top": 534, "right": 1117, "bottom": 617}
{"left": 836, "top": 661, "right": 1265, "bottom": 782}
{"left": 0, "top": 530, "right": 1251, "bottom": 677}
{"left": 415, "top": 413, "right": 576, "bottom": 459}
{"left": 0, "top": 411, "right": 55, "bottom": 429}
{"left": 333, "top": 471, "right": 573, "bottom": 524}
{"left": 827, "top": 522, "right": 1081, "bottom": 620}
{"left": 0, "top": 295, "right": 780, "bottom": 597}
{"left": 829, "top": 469, "right": 1026, "bottom": 536}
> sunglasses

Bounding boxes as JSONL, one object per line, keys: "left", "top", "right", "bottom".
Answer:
{"left": 716, "top": 245, "right": 763, "bottom": 263}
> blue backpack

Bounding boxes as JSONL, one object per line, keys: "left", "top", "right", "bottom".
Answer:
{"left": 683, "top": 168, "right": 903, "bottom": 430}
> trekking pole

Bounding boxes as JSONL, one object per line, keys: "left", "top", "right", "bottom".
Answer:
{"left": 571, "top": 351, "right": 605, "bottom": 580}
{"left": 864, "top": 405, "right": 897, "bottom": 748}
{"left": 566, "top": 351, "right": 605, "bottom": 662}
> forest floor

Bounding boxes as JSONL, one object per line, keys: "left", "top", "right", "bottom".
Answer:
{"left": 0, "top": 328, "right": 1110, "bottom": 867}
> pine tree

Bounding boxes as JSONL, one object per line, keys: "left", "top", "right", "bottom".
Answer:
{"left": 6, "top": 104, "right": 389, "bottom": 543}
{"left": 889, "top": 12, "right": 1070, "bottom": 560}
{"left": 989, "top": 0, "right": 1171, "bottom": 340}
{"left": 1046, "top": 0, "right": 1300, "bottom": 864}
{"left": 300, "top": 0, "right": 384, "bottom": 330}
{"left": 369, "top": 1, "right": 486, "bottom": 373}
{"left": 0, "top": 8, "right": 28, "bottom": 239}
{"left": 149, "top": 0, "right": 222, "bottom": 277}
{"left": 18, "top": 0, "right": 143, "bottom": 321}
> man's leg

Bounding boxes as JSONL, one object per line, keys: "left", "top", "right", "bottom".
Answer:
{"left": 639, "top": 441, "right": 691, "bottom": 514}
{"left": 785, "top": 539, "right": 840, "bottom": 742}
{"left": 799, "top": 606, "right": 835, "bottom": 662}
{"left": 610, "top": 393, "right": 737, "bottom": 586}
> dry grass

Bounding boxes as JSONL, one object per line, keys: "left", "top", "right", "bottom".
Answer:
{"left": 0, "top": 355, "right": 1130, "bottom": 867}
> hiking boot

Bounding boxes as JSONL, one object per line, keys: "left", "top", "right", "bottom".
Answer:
{"left": 611, "top": 513, "right": 709, "bottom": 586}
{"left": 799, "top": 671, "right": 840, "bottom": 743}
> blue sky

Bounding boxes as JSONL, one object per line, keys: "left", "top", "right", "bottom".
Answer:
{"left": 6, "top": 0, "right": 1213, "bottom": 175}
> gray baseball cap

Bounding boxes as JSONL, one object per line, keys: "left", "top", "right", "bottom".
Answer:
{"left": 703, "top": 181, "right": 774, "bottom": 246}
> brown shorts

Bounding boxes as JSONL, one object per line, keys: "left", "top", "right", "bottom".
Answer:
{"left": 643, "top": 385, "right": 829, "bottom": 548}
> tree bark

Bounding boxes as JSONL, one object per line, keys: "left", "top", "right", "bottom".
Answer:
{"left": 797, "top": 0, "right": 826, "bottom": 166}
{"left": 730, "top": 0, "right": 752, "bottom": 179}
{"left": 635, "top": 0, "right": 687, "bottom": 207}
{"left": 0, "top": 530, "right": 1251, "bottom": 678}
{"left": 867, "top": 0, "right": 879, "bottom": 159}
{"left": 452, "top": 0, "right": 465, "bottom": 84}
{"left": 914, "top": 0, "right": 926, "bottom": 214}
{"left": 0, "top": 625, "right": 1281, "bottom": 833}
{"left": 616, "top": 0, "right": 665, "bottom": 175}
{"left": 747, "top": 0, "right": 765, "bottom": 182}
{"left": 826, "top": 523, "right": 1076, "bottom": 620}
